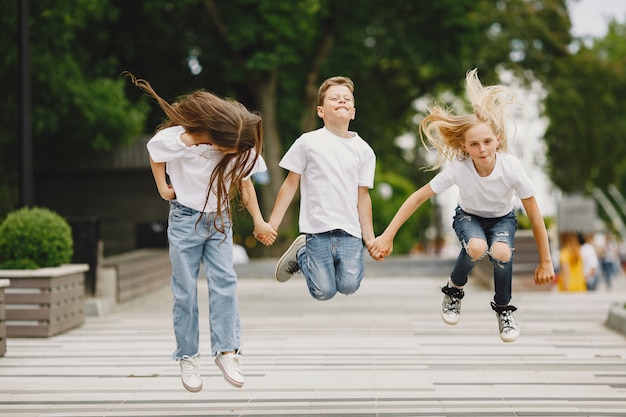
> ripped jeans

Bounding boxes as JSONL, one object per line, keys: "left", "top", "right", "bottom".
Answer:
{"left": 297, "top": 230, "right": 364, "bottom": 300}
{"left": 450, "top": 206, "right": 517, "bottom": 305}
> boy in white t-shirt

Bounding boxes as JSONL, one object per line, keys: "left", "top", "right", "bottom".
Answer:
{"left": 266, "top": 76, "right": 378, "bottom": 300}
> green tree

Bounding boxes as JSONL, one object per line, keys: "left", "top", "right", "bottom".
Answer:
{"left": 543, "top": 20, "right": 626, "bottom": 194}
{"left": 0, "top": 0, "right": 148, "bottom": 216}
{"left": 1, "top": 0, "right": 574, "bottom": 254}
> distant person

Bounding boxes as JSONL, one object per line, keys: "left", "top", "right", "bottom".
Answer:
{"left": 370, "top": 69, "right": 554, "bottom": 343}
{"left": 596, "top": 232, "right": 621, "bottom": 290}
{"left": 578, "top": 232, "right": 599, "bottom": 291}
{"left": 265, "top": 75, "right": 380, "bottom": 300}
{"left": 557, "top": 231, "right": 586, "bottom": 292}
{"left": 128, "top": 73, "right": 276, "bottom": 393}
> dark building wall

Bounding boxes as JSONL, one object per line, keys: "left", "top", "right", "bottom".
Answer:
{"left": 34, "top": 170, "right": 169, "bottom": 256}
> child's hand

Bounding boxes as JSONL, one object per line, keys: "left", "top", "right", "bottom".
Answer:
{"left": 254, "top": 222, "right": 277, "bottom": 246}
{"left": 159, "top": 185, "right": 176, "bottom": 201}
{"left": 370, "top": 235, "right": 393, "bottom": 260}
{"left": 365, "top": 239, "right": 385, "bottom": 261}
{"left": 534, "top": 261, "right": 555, "bottom": 286}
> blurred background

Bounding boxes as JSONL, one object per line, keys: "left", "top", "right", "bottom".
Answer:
{"left": 2, "top": 0, "right": 626, "bottom": 266}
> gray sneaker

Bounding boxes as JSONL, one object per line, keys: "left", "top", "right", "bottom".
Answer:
{"left": 441, "top": 285, "right": 464, "bottom": 325}
{"left": 215, "top": 352, "right": 245, "bottom": 388}
{"left": 491, "top": 302, "right": 519, "bottom": 342}
{"left": 275, "top": 235, "right": 306, "bottom": 282}
{"left": 179, "top": 355, "right": 202, "bottom": 393}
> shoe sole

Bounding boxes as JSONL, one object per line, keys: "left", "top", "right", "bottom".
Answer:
{"left": 182, "top": 380, "right": 202, "bottom": 393}
{"left": 500, "top": 330, "right": 519, "bottom": 343}
{"left": 215, "top": 358, "right": 244, "bottom": 388}
{"left": 275, "top": 235, "right": 306, "bottom": 282}
{"left": 441, "top": 311, "right": 460, "bottom": 325}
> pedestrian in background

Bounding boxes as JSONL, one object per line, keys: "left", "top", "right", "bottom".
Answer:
{"left": 578, "top": 232, "right": 599, "bottom": 291}
{"left": 557, "top": 231, "right": 586, "bottom": 292}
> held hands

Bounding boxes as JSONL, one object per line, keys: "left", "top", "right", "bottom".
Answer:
{"left": 253, "top": 221, "right": 277, "bottom": 246}
{"left": 368, "top": 234, "right": 393, "bottom": 261}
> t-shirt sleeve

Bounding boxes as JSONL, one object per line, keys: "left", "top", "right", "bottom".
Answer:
{"left": 359, "top": 149, "right": 376, "bottom": 189}
{"left": 279, "top": 136, "right": 306, "bottom": 174}
{"left": 429, "top": 165, "right": 455, "bottom": 194}
{"left": 243, "top": 153, "right": 267, "bottom": 181}
{"left": 146, "top": 126, "right": 187, "bottom": 162}
{"left": 508, "top": 155, "right": 536, "bottom": 199}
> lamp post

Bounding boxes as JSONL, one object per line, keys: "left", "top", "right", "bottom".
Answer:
{"left": 18, "top": 0, "right": 33, "bottom": 207}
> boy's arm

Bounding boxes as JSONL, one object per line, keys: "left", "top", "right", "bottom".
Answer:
{"left": 521, "top": 196, "right": 555, "bottom": 286}
{"left": 268, "top": 171, "right": 300, "bottom": 231}
{"left": 357, "top": 186, "right": 378, "bottom": 258}
{"left": 371, "top": 183, "right": 435, "bottom": 258}
{"left": 149, "top": 156, "right": 176, "bottom": 201}
{"left": 240, "top": 179, "right": 277, "bottom": 245}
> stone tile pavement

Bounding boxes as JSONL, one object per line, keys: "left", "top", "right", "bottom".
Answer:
{"left": 1, "top": 255, "right": 626, "bottom": 416}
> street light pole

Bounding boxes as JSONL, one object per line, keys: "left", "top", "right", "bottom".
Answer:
{"left": 18, "top": 0, "right": 33, "bottom": 207}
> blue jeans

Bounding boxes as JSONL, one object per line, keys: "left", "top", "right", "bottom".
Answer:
{"left": 168, "top": 201, "right": 240, "bottom": 359}
{"left": 297, "top": 230, "right": 364, "bottom": 300}
{"left": 450, "top": 206, "right": 517, "bottom": 305}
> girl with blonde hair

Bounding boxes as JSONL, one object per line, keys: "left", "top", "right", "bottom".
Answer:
{"left": 371, "top": 69, "right": 554, "bottom": 342}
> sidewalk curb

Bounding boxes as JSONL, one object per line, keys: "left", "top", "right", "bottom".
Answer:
{"left": 606, "top": 301, "right": 626, "bottom": 336}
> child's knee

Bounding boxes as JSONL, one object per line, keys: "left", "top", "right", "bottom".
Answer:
{"left": 310, "top": 287, "right": 337, "bottom": 300}
{"left": 465, "top": 238, "right": 488, "bottom": 261}
{"left": 490, "top": 241, "right": 512, "bottom": 263}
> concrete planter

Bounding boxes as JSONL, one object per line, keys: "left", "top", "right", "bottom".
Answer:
{"left": 0, "top": 264, "right": 88, "bottom": 337}
{"left": 606, "top": 301, "right": 626, "bottom": 336}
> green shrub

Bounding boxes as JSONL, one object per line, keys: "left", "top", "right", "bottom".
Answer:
{"left": 0, "top": 207, "right": 73, "bottom": 269}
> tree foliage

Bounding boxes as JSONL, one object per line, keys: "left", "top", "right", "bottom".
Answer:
{"left": 543, "top": 20, "right": 626, "bottom": 194}
{"left": 1, "top": 0, "right": 576, "bottom": 253}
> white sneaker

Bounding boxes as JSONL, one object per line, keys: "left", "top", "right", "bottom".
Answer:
{"left": 215, "top": 352, "right": 245, "bottom": 388}
{"left": 491, "top": 302, "right": 520, "bottom": 342}
{"left": 179, "top": 355, "right": 202, "bottom": 392}
{"left": 275, "top": 235, "right": 306, "bottom": 282}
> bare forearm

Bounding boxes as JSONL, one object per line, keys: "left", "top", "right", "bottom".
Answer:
{"left": 358, "top": 188, "right": 375, "bottom": 243}
{"left": 383, "top": 184, "right": 434, "bottom": 239}
{"left": 269, "top": 172, "right": 299, "bottom": 230}
{"left": 240, "top": 180, "right": 264, "bottom": 224}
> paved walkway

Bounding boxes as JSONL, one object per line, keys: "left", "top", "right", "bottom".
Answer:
{"left": 1, "top": 256, "right": 626, "bottom": 416}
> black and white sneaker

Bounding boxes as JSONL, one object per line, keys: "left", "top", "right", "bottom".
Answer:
{"left": 441, "top": 285, "right": 464, "bottom": 325}
{"left": 275, "top": 235, "right": 306, "bottom": 282}
{"left": 491, "top": 301, "right": 519, "bottom": 342}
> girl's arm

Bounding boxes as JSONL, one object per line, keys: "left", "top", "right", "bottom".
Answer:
{"left": 149, "top": 157, "right": 176, "bottom": 201}
{"left": 240, "top": 179, "right": 277, "bottom": 245}
{"left": 521, "top": 196, "right": 555, "bottom": 286}
{"left": 268, "top": 171, "right": 300, "bottom": 231}
{"left": 371, "top": 183, "right": 435, "bottom": 258}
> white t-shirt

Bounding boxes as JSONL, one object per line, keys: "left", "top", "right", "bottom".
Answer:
{"left": 279, "top": 127, "right": 376, "bottom": 238}
{"left": 429, "top": 152, "right": 535, "bottom": 218}
{"left": 580, "top": 242, "right": 599, "bottom": 278}
{"left": 147, "top": 125, "right": 267, "bottom": 213}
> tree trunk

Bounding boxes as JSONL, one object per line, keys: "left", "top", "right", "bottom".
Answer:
{"left": 250, "top": 71, "right": 295, "bottom": 253}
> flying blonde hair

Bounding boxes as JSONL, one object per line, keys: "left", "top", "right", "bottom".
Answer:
{"left": 419, "top": 68, "right": 518, "bottom": 170}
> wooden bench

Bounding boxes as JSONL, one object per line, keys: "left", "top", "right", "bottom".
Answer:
{"left": 102, "top": 249, "right": 171, "bottom": 303}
